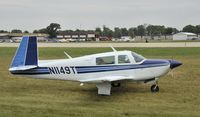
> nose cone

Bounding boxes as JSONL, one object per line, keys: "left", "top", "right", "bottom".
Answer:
{"left": 169, "top": 60, "right": 182, "bottom": 69}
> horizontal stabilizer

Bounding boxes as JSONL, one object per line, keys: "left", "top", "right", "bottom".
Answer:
{"left": 9, "top": 65, "right": 37, "bottom": 71}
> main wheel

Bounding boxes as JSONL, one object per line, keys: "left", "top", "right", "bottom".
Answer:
{"left": 151, "top": 85, "right": 159, "bottom": 92}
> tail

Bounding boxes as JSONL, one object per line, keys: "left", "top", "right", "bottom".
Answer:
{"left": 9, "top": 36, "right": 38, "bottom": 71}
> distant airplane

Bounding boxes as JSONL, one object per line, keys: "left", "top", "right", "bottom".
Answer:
{"left": 9, "top": 36, "right": 182, "bottom": 95}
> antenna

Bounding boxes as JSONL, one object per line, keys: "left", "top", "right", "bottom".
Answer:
{"left": 64, "top": 51, "right": 72, "bottom": 59}
{"left": 110, "top": 46, "right": 117, "bottom": 52}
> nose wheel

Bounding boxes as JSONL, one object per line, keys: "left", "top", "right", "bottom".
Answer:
{"left": 151, "top": 84, "right": 159, "bottom": 92}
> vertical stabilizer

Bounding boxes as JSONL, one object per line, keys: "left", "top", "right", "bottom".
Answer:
{"left": 9, "top": 36, "right": 38, "bottom": 71}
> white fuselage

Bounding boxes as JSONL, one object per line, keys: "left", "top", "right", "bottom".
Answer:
{"left": 21, "top": 51, "right": 171, "bottom": 83}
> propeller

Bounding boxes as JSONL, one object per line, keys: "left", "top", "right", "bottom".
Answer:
{"left": 168, "top": 56, "right": 182, "bottom": 78}
{"left": 169, "top": 69, "right": 174, "bottom": 78}
{"left": 169, "top": 56, "right": 174, "bottom": 78}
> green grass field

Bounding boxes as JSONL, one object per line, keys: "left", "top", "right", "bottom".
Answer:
{"left": 0, "top": 47, "right": 200, "bottom": 117}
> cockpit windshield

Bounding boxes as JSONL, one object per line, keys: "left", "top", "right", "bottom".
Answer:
{"left": 131, "top": 52, "right": 145, "bottom": 63}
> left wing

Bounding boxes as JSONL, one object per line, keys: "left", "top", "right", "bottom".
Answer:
{"left": 80, "top": 76, "right": 133, "bottom": 95}
{"left": 80, "top": 75, "right": 133, "bottom": 95}
{"left": 80, "top": 75, "right": 133, "bottom": 83}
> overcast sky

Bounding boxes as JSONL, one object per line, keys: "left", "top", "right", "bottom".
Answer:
{"left": 0, "top": 0, "right": 200, "bottom": 31}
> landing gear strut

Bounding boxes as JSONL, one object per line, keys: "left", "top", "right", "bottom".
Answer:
{"left": 151, "top": 84, "right": 159, "bottom": 92}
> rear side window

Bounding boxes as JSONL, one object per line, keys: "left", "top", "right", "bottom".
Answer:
{"left": 96, "top": 56, "right": 115, "bottom": 65}
{"left": 118, "top": 55, "right": 130, "bottom": 64}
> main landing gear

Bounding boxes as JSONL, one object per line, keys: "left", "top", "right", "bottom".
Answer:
{"left": 151, "top": 84, "right": 159, "bottom": 92}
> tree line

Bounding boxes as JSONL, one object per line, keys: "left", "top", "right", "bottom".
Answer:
{"left": 0, "top": 23, "right": 200, "bottom": 39}
{"left": 95, "top": 25, "right": 179, "bottom": 39}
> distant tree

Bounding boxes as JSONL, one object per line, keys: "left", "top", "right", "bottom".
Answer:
{"left": 33, "top": 28, "right": 47, "bottom": 34}
{"left": 158, "top": 25, "right": 165, "bottom": 35}
{"left": 163, "top": 27, "right": 173, "bottom": 39}
{"left": 63, "top": 30, "right": 73, "bottom": 33}
{"left": 182, "top": 25, "right": 196, "bottom": 33}
{"left": 164, "top": 27, "right": 173, "bottom": 34}
{"left": 128, "top": 28, "right": 137, "bottom": 38}
{"left": 11, "top": 29, "right": 22, "bottom": 33}
{"left": 75, "top": 29, "right": 81, "bottom": 32}
{"left": 146, "top": 25, "right": 153, "bottom": 36}
{"left": 46, "top": 23, "right": 61, "bottom": 38}
{"left": 39, "top": 28, "right": 47, "bottom": 33}
{"left": 0, "top": 30, "right": 8, "bottom": 33}
{"left": 137, "top": 25, "right": 146, "bottom": 38}
{"left": 172, "top": 28, "right": 179, "bottom": 34}
{"left": 121, "top": 28, "right": 128, "bottom": 36}
{"left": 195, "top": 25, "right": 200, "bottom": 34}
{"left": 33, "top": 30, "right": 38, "bottom": 33}
{"left": 24, "top": 30, "right": 29, "bottom": 33}
{"left": 95, "top": 27, "right": 102, "bottom": 37}
{"left": 102, "top": 25, "right": 113, "bottom": 37}
{"left": 113, "top": 27, "right": 121, "bottom": 38}
{"left": 146, "top": 25, "right": 165, "bottom": 39}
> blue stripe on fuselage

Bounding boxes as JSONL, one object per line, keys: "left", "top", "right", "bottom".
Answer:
{"left": 76, "top": 59, "right": 169, "bottom": 74}
{"left": 11, "top": 60, "right": 170, "bottom": 75}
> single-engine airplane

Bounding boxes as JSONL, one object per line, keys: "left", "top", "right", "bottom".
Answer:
{"left": 9, "top": 36, "right": 182, "bottom": 95}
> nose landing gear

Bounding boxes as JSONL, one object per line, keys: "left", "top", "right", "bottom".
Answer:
{"left": 145, "top": 78, "right": 160, "bottom": 93}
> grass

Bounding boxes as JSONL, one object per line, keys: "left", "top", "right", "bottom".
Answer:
{"left": 0, "top": 47, "right": 200, "bottom": 117}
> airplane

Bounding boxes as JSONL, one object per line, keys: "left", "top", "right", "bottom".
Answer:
{"left": 9, "top": 36, "right": 182, "bottom": 95}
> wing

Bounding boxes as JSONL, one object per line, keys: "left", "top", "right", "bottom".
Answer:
{"left": 80, "top": 75, "right": 133, "bottom": 83}
{"left": 81, "top": 75, "right": 133, "bottom": 95}
{"left": 80, "top": 76, "right": 133, "bottom": 95}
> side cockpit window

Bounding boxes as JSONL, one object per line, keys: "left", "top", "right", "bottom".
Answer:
{"left": 96, "top": 56, "right": 115, "bottom": 65}
{"left": 118, "top": 55, "right": 130, "bottom": 64}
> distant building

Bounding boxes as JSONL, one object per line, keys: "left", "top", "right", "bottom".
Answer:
{"left": 173, "top": 32, "right": 198, "bottom": 40}
{"left": 57, "top": 31, "right": 97, "bottom": 41}
{"left": 0, "top": 33, "right": 11, "bottom": 42}
{"left": 11, "top": 36, "right": 48, "bottom": 42}
{"left": 11, "top": 36, "right": 22, "bottom": 42}
{"left": 120, "top": 36, "right": 134, "bottom": 42}
{"left": 0, "top": 33, "right": 48, "bottom": 43}
{"left": 99, "top": 36, "right": 112, "bottom": 41}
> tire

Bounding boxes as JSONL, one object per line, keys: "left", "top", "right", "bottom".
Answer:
{"left": 151, "top": 85, "right": 159, "bottom": 92}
